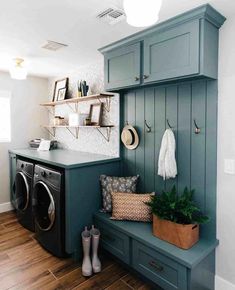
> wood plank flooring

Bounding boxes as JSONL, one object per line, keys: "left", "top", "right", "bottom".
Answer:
{"left": 0, "top": 211, "right": 154, "bottom": 290}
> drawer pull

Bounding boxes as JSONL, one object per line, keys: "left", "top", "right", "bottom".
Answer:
{"left": 149, "top": 260, "right": 164, "bottom": 272}
{"left": 135, "top": 76, "right": 140, "bottom": 81}
{"left": 143, "top": 74, "right": 149, "bottom": 80}
{"left": 103, "top": 234, "right": 115, "bottom": 242}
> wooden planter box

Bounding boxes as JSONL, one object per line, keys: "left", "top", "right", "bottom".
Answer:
{"left": 153, "top": 215, "right": 199, "bottom": 250}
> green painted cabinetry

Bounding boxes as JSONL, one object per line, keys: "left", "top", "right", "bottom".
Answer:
{"left": 104, "top": 42, "right": 141, "bottom": 90}
{"left": 99, "top": 4, "right": 225, "bottom": 91}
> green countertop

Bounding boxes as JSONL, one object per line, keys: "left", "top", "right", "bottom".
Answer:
{"left": 9, "top": 149, "right": 120, "bottom": 169}
{"left": 94, "top": 212, "right": 219, "bottom": 269}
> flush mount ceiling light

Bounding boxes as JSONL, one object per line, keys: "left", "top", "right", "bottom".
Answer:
{"left": 123, "top": 0, "right": 162, "bottom": 27}
{"left": 10, "top": 58, "right": 27, "bottom": 80}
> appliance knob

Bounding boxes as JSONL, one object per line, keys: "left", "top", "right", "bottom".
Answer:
{"left": 21, "top": 164, "right": 24, "bottom": 169}
{"left": 41, "top": 171, "right": 46, "bottom": 177}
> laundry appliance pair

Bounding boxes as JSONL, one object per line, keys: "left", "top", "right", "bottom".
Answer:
{"left": 12, "top": 158, "right": 66, "bottom": 257}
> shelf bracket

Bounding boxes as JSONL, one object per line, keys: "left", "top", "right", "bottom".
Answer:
{"left": 45, "top": 107, "right": 54, "bottom": 116}
{"left": 97, "top": 96, "right": 112, "bottom": 112}
{"left": 43, "top": 127, "right": 55, "bottom": 138}
{"left": 66, "top": 127, "right": 79, "bottom": 139}
{"left": 66, "top": 102, "right": 78, "bottom": 113}
{"left": 96, "top": 127, "right": 112, "bottom": 142}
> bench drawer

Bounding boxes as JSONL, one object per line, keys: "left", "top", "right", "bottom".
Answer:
{"left": 95, "top": 220, "right": 130, "bottom": 264}
{"left": 132, "top": 240, "right": 187, "bottom": 290}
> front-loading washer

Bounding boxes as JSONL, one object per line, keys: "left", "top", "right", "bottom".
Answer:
{"left": 14, "top": 159, "right": 35, "bottom": 231}
{"left": 33, "top": 164, "right": 66, "bottom": 257}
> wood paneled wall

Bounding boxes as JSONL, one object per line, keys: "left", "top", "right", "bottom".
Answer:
{"left": 121, "top": 79, "right": 217, "bottom": 239}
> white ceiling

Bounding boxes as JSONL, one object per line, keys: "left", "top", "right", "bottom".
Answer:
{"left": 0, "top": 0, "right": 233, "bottom": 78}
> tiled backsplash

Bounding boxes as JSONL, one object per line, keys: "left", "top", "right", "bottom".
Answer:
{"left": 48, "top": 60, "right": 120, "bottom": 157}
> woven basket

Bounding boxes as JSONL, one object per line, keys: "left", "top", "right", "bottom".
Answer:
{"left": 153, "top": 215, "right": 199, "bottom": 250}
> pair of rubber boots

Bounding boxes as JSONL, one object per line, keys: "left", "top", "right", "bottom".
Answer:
{"left": 81, "top": 225, "right": 101, "bottom": 276}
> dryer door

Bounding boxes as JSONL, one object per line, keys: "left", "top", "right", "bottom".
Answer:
{"left": 15, "top": 172, "right": 30, "bottom": 211}
{"left": 34, "top": 181, "right": 55, "bottom": 231}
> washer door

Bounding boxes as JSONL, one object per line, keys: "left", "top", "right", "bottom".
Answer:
{"left": 34, "top": 181, "right": 55, "bottom": 231}
{"left": 15, "top": 172, "right": 29, "bottom": 211}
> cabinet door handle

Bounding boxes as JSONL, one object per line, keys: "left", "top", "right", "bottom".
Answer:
{"left": 135, "top": 76, "right": 140, "bottom": 81}
{"left": 143, "top": 74, "right": 149, "bottom": 80}
{"left": 148, "top": 260, "right": 164, "bottom": 272}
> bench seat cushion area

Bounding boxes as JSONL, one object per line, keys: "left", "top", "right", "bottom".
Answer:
{"left": 94, "top": 212, "right": 218, "bottom": 290}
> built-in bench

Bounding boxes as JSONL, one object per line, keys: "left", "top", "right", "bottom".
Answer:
{"left": 94, "top": 212, "right": 218, "bottom": 290}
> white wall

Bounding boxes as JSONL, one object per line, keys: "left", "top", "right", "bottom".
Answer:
{"left": 217, "top": 13, "right": 235, "bottom": 287}
{"left": 48, "top": 60, "right": 120, "bottom": 157}
{"left": 0, "top": 71, "right": 49, "bottom": 205}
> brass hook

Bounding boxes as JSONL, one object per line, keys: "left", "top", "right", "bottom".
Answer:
{"left": 144, "top": 120, "right": 151, "bottom": 133}
{"left": 194, "top": 119, "right": 201, "bottom": 134}
{"left": 167, "top": 119, "right": 173, "bottom": 129}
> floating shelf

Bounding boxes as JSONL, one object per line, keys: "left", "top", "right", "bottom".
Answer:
{"left": 40, "top": 93, "right": 114, "bottom": 112}
{"left": 42, "top": 125, "right": 114, "bottom": 142}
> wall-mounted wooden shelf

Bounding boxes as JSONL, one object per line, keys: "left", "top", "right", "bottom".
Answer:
{"left": 42, "top": 125, "right": 114, "bottom": 141}
{"left": 40, "top": 93, "right": 114, "bottom": 112}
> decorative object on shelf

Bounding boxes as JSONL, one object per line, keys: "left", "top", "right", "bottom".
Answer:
{"left": 111, "top": 192, "right": 154, "bottom": 222}
{"left": 69, "top": 113, "right": 79, "bottom": 127}
{"left": 121, "top": 124, "right": 139, "bottom": 150}
{"left": 78, "top": 80, "right": 89, "bottom": 97}
{"left": 53, "top": 116, "right": 65, "bottom": 126}
{"left": 78, "top": 113, "right": 89, "bottom": 126}
{"left": 123, "top": 0, "right": 162, "bottom": 27}
{"left": 89, "top": 103, "right": 103, "bottom": 126}
{"left": 84, "top": 117, "right": 91, "bottom": 126}
{"left": 100, "top": 175, "right": 139, "bottom": 212}
{"left": 9, "top": 58, "right": 27, "bottom": 80}
{"left": 57, "top": 88, "right": 66, "bottom": 101}
{"left": 146, "top": 186, "right": 209, "bottom": 249}
{"left": 52, "top": 78, "right": 68, "bottom": 102}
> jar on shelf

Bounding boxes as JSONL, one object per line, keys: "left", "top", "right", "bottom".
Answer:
{"left": 53, "top": 116, "right": 64, "bottom": 126}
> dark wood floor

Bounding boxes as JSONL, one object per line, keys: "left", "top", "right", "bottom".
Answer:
{"left": 0, "top": 211, "right": 153, "bottom": 290}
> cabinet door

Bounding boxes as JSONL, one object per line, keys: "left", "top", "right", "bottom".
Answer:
{"left": 143, "top": 20, "right": 200, "bottom": 83}
{"left": 104, "top": 42, "right": 141, "bottom": 90}
{"left": 9, "top": 153, "right": 16, "bottom": 208}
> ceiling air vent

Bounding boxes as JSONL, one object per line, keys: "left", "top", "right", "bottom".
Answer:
{"left": 42, "top": 40, "right": 68, "bottom": 51}
{"left": 96, "top": 7, "right": 125, "bottom": 25}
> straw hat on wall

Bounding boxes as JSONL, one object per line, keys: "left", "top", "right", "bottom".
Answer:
{"left": 121, "top": 125, "right": 139, "bottom": 150}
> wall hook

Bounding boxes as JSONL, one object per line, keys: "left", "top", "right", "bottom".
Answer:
{"left": 194, "top": 119, "right": 201, "bottom": 134}
{"left": 167, "top": 119, "right": 173, "bottom": 129}
{"left": 144, "top": 120, "right": 151, "bottom": 133}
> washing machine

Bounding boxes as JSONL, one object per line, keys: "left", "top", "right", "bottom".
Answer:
{"left": 14, "top": 159, "right": 35, "bottom": 231}
{"left": 33, "top": 165, "right": 66, "bottom": 257}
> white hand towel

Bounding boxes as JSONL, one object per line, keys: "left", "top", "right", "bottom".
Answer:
{"left": 158, "top": 129, "right": 177, "bottom": 180}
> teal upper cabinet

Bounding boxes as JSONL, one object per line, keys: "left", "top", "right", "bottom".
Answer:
{"left": 99, "top": 4, "right": 225, "bottom": 91}
{"left": 104, "top": 42, "right": 141, "bottom": 90}
{"left": 143, "top": 20, "right": 200, "bottom": 83}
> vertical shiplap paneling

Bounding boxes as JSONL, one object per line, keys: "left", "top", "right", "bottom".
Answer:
{"left": 177, "top": 84, "right": 192, "bottom": 193}
{"left": 165, "top": 85, "right": 178, "bottom": 191}
{"left": 135, "top": 89, "right": 145, "bottom": 191}
{"left": 126, "top": 91, "right": 136, "bottom": 176}
{"left": 205, "top": 80, "right": 217, "bottom": 239}
{"left": 191, "top": 81, "right": 207, "bottom": 213}
{"left": 154, "top": 87, "right": 166, "bottom": 193}
{"left": 144, "top": 88, "right": 155, "bottom": 192}
{"left": 122, "top": 92, "right": 128, "bottom": 176}
{"left": 121, "top": 80, "right": 217, "bottom": 239}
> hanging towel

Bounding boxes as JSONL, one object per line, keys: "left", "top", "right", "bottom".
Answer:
{"left": 158, "top": 129, "right": 177, "bottom": 180}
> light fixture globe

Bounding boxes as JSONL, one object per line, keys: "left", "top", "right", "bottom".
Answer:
{"left": 123, "top": 0, "right": 162, "bottom": 27}
{"left": 10, "top": 58, "right": 27, "bottom": 80}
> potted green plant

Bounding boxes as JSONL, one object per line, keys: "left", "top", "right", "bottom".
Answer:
{"left": 146, "top": 186, "right": 209, "bottom": 249}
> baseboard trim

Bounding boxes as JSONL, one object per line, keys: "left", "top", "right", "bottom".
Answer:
{"left": 216, "top": 275, "right": 235, "bottom": 290}
{"left": 0, "top": 202, "right": 13, "bottom": 213}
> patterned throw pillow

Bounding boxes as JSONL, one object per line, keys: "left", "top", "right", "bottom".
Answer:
{"left": 100, "top": 175, "right": 139, "bottom": 212}
{"left": 111, "top": 192, "right": 154, "bottom": 222}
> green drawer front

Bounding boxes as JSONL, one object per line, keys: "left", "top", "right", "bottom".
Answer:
{"left": 132, "top": 241, "right": 187, "bottom": 290}
{"left": 95, "top": 220, "right": 130, "bottom": 264}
